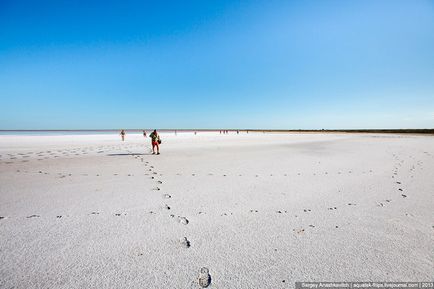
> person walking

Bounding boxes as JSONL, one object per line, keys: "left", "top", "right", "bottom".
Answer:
{"left": 120, "top": 129, "right": 126, "bottom": 141}
{"left": 149, "top": 129, "right": 161, "bottom": 155}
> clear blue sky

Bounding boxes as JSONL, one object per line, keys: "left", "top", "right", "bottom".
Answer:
{"left": 1, "top": 0, "right": 433, "bottom": 129}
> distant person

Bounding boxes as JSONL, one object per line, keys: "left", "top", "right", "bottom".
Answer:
{"left": 149, "top": 129, "right": 161, "bottom": 155}
{"left": 143, "top": 130, "right": 147, "bottom": 137}
{"left": 120, "top": 129, "right": 126, "bottom": 141}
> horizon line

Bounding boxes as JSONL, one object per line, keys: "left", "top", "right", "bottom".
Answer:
{"left": 1, "top": 128, "right": 433, "bottom": 134}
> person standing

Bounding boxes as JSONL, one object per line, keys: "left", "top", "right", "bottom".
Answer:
{"left": 143, "top": 130, "right": 147, "bottom": 138}
{"left": 149, "top": 129, "right": 161, "bottom": 155}
{"left": 120, "top": 129, "right": 126, "bottom": 141}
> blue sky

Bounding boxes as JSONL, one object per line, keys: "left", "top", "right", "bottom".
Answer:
{"left": 1, "top": 0, "right": 433, "bottom": 129}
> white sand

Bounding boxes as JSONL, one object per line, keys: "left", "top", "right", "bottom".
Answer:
{"left": 0, "top": 132, "right": 433, "bottom": 288}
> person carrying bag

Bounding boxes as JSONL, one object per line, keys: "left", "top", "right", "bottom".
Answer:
{"left": 149, "top": 129, "right": 161, "bottom": 155}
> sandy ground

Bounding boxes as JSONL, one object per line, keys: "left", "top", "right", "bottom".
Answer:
{"left": 0, "top": 132, "right": 433, "bottom": 289}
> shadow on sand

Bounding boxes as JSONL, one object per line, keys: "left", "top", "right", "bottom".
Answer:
{"left": 107, "top": 153, "right": 147, "bottom": 156}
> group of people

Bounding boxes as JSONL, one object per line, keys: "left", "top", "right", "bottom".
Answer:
{"left": 119, "top": 129, "right": 161, "bottom": 155}
{"left": 219, "top": 130, "right": 240, "bottom": 134}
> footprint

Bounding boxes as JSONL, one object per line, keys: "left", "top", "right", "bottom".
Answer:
{"left": 347, "top": 203, "right": 356, "bottom": 206}
{"left": 0, "top": 216, "right": 5, "bottom": 220}
{"left": 157, "top": 180, "right": 163, "bottom": 184}
{"left": 293, "top": 228, "right": 305, "bottom": 234}
{"left": 153, "top": 187, "right": 161, "bottom": 191}
{"left": 303, "top": 209, "right": 311, "bottom": 212}
{"left": 177, "top": 216, "right": 189, "bottom": 225}
{"left": 164, "top": 204, "right": 171, "bottom": 210}
{"left": 198, "top": 267, "right": 211, "bottom": 288}
{"left": 163, "top": 194, "right": 171, "bottom": 199}
{"left": 249, "top": 210, "right": 259, "bottom": 213}
{"left": 90, "top": 212, "right": 99, "bottom": 215}
{"left": 26, "top": 215, "right": 40, "bottom": 218}
{"left": 180, "top": 237, "right": 191, "bottom": 248}
{"left": 401, "top": 194, "right": 407, "bottom": 198}
{"left": 56, "top": 215, "right": 62, "bottom": 218}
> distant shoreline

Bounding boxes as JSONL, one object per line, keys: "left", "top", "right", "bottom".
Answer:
{"left": 0, "top": 129, "right": 433, "bottom": 135}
